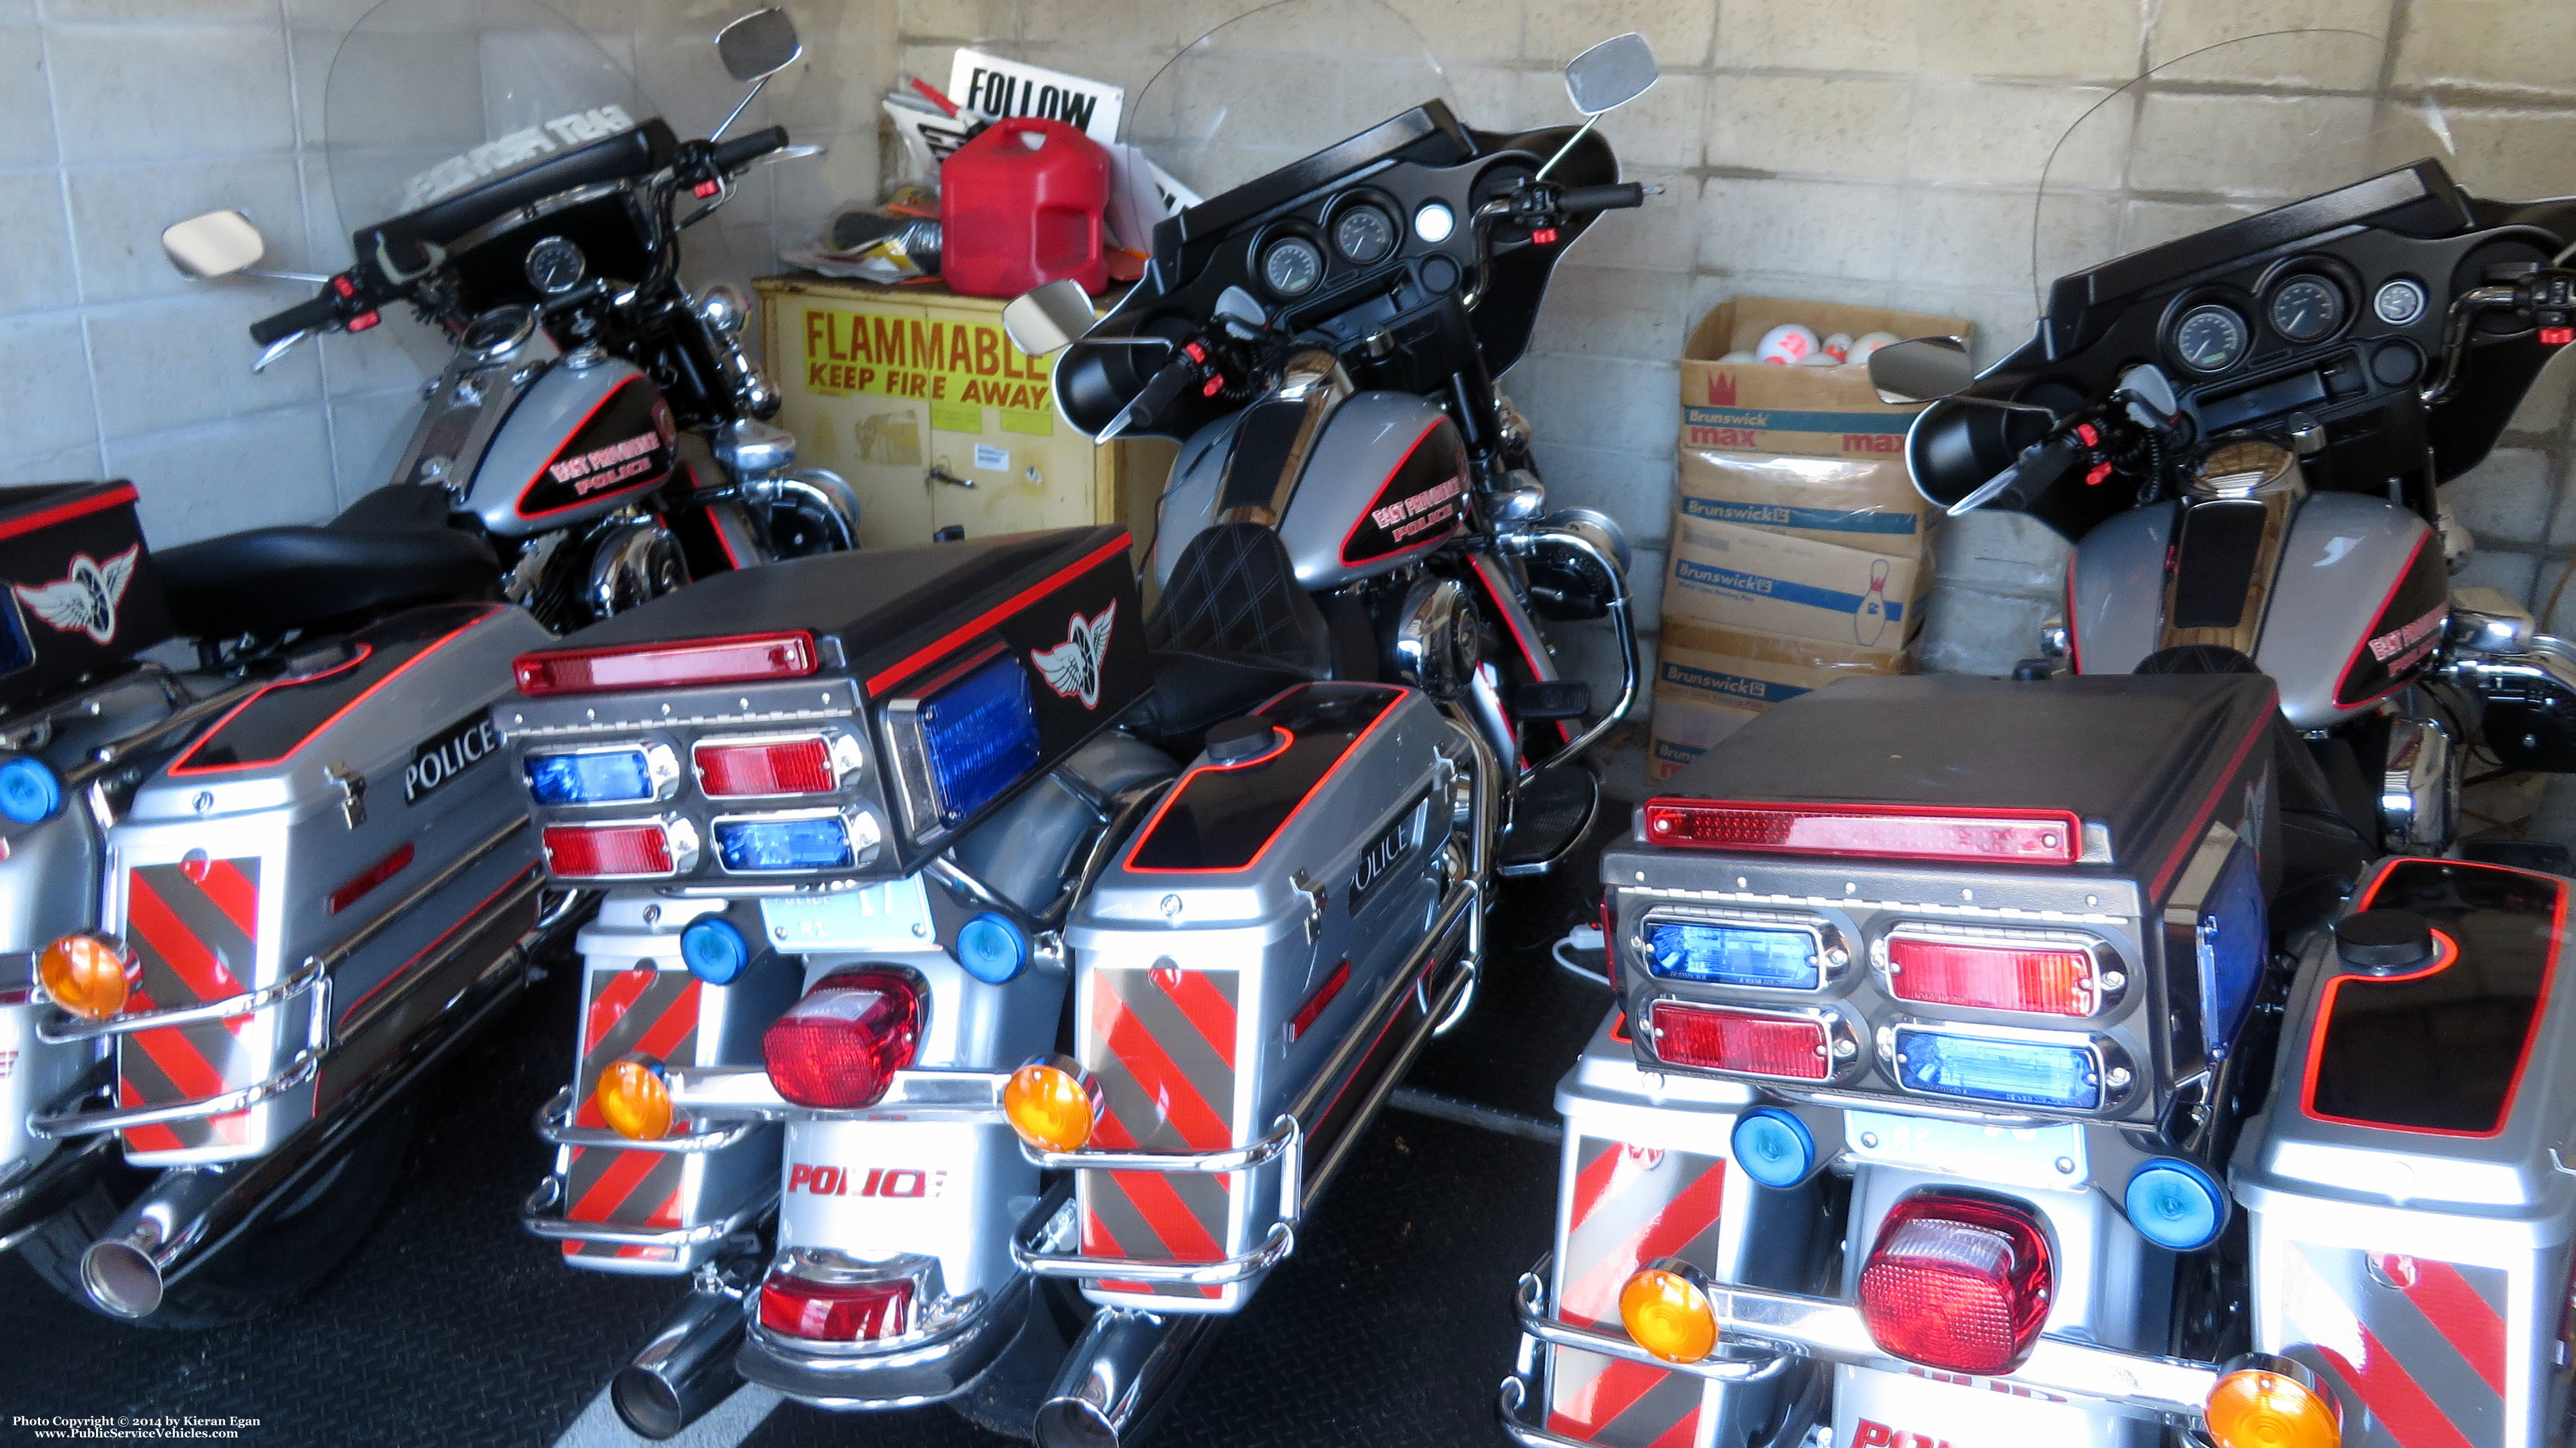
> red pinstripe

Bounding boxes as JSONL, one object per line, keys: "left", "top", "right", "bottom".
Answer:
{"left": 1157, "top": 971, "right": 1238, "bottom": 1069}
{"left": 195, "top": 860, "right": 259, "bottom": 938}
{"left": 2318, "top": 1331, "right": 2475, "bottom": 1448}
{"left": 2391, "top": 1257, "right": 2508, "bottom": 1396}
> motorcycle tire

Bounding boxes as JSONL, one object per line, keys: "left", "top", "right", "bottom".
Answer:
{"left": 19, "top": 1102, "right": 415, "bottom": 1331}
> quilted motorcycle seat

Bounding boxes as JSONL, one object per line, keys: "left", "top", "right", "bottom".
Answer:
{"left": 155, "top": 483, "right": 498, "bottom": 641}
{"left": 1128, "top": 523, "right": 1333, "bottom": 747}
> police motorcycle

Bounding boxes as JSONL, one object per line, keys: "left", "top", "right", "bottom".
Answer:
{"left": 491, "top": 12, "right": 1655, "bottom": 1441}
{"left": 1501, "top": 30, "right": 2576, "bottom": 1448}
{"left": 0, "top": 3, "right": 849, "bottom": 1328}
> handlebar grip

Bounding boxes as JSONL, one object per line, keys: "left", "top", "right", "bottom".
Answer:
{"left": 250, "top": 293, "right": 339, "bottom": 347}
{"left": 709, "top": 126, "right": 789, "bottom": 172}
{"left": 2007, "top": 436, "right": 2081, "bottom": 501}
{"left": 1121, "top": 356, "right": 1199, "bottom": 428}
{"left": 1556, "top": 182, "right": 1646, "bottom": 213}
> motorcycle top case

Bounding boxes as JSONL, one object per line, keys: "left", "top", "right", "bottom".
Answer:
{"left": 2234, "top": 856, "right": 2576, "bottom": 1448}
{"left": 1606, "top": 672, "right": 2281, "bottom": 1131}
{"left": 497, "top": 525, "right": 1146, "bottom": 887}
{"left": 0, "top": 481, "right": 172, "bottom": 712}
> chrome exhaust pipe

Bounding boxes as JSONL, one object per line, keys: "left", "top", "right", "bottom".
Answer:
{"left": 613, "top": 1279, "right": 751, "bottom": 1440}
{"left": 1031, "top": 1307, "right": 1224, "bottom": 1448}
{"left": 80, "top": 1166, "right": 232, "bottom": 1318}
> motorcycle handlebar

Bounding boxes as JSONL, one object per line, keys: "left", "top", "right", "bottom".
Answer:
{"left": 709, "top": 126, "right": 789, "bottom": 173}
{"left": 250, "top": 293, "right": 339, "bottom": 347}
{"left": 1556, "top": 182, "right": 1646, "bottom": 213}
{"left": 1118, "top": 355, "right": 1200, "bottom": 432}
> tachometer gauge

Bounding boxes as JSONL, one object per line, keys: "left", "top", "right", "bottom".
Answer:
{"left": 2173, "top": 304, "right": 2248, "bottom": 373}
{"left": 524, "top": 235, "right": 587, "bottom": 295}
{"left": 1333, "top": 205, "right": 1397, "bottom": 264}
{"left": 1259, "top": 235, "right": 1324, "bottom": 297}
{"left": 2268, "top": 277, "right": 2343, "bottom": 342}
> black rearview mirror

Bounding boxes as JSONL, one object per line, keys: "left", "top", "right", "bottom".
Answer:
{"left": 1564, "top": 32, "right": 1657, "bottom": 115}
{"left": 717, "top": 8, "right": 801, "bottom": 83}
{"left": 1003, "top": 280, "right": 1096, "bottom": 357}
{"left": 162, "top": 210, "right": 267, "bottom": 279}
{"left": 1869, "top": 336, "right": 1978, "bottom": 405}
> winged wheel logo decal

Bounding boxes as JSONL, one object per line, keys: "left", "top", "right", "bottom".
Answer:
{"left": 1030, "top": 602, "right": 1116, "bottom": 710}
{"left": 15, "top": 545, "right": 141, "bottom": 645}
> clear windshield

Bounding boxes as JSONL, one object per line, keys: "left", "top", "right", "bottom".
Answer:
{"left": 2030, "top": 30, "right": 2454, "bottom": 317}
{"left": 1130, "top": 0, "right": 1457, "bottom": 202}
{"left": 324, "top": 0, "right": 647, "bottom": 240}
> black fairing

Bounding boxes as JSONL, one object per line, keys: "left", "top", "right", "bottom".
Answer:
{"left": 1912, "top": 159, "right": 2576, "bottom": 542}
{"left": 351, "top": 119, "right": 677, "bottom": 294}
{"left": 1054, "top": 103, "right": 1616, "bottom": 439}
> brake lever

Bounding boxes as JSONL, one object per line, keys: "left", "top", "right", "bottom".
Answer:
{"left": 252, "top": 330, "right": 312, "bottom": 375}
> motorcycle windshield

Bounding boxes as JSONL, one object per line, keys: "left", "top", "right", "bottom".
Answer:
{"left": 1130, "top": 0, "right": 1457, "bottom": 204}
{"left": 2029, "top": 29, "right": 2453, "bottom": 319}
{"left": 323, "top": 0, "right": 648, "bottom": 243}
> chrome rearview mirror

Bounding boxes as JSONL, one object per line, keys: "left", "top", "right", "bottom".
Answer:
{"left": 716, "top": 8, "right": 801, "bottom": 83}
{"left": 1002, "top": 279, "right": 1096, "bottom": 357}
{"left": 1868, "top": 336, "right": 1978, "bottom": 405}
{"left": 1564, "top": 32, "right": 1658, "bottom": 115}
{"left": 162, "top": 210, "right": 267, "bottom": 280}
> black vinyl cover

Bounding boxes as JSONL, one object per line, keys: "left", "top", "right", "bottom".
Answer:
{"left": 1657, "top": 673, "right": 2281, "bottom": 885}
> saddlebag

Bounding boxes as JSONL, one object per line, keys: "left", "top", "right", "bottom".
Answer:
{"left": 2234, "top": 856, "right": 2576, "bottom": 1448}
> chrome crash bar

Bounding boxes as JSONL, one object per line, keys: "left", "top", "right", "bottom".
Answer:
{"left": 1008, "top": 1117, "right": 1304, "bottom": 1287}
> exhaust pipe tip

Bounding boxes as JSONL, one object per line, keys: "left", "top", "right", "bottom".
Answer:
{"left": 610, "top": 1365, "right": 688, "bottom": 1442}
{"left": 1032, "top": 1398, "right": 1123, "bottom": 1448}
{"left": 81, "top": 1239, "right": 164, "bottom": 1320}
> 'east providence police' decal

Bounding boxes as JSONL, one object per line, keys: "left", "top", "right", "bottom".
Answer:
{"left": 407, "top": 711, "right": 501, "bottom": 805}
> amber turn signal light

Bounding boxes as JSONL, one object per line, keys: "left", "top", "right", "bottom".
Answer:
{"left": 38, "top": 932, "right": 136, "bottom": 1021}
{"left": 596, "top": 1055, "right": 674, "bottom": 1141}
{"left": 1619, "top": 1258, "right": 1719, "bottom": 1364}
{"left": 1004, "top": 1056, "right": 1101, "bottom": 1153}
{"left": 2206, "top": 1355, "right": 2340, "bottom": 1448}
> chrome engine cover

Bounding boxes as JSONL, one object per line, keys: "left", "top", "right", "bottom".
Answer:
{"left": 1393, "top": 578, "right": 1480, "bottom": 699}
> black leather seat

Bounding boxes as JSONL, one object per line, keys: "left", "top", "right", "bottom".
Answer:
{"left": 1126, "top": 523, "right": 1333, "bottom": 747}
{"left": 155, "top": 484, "right": 498, "bottom": 641}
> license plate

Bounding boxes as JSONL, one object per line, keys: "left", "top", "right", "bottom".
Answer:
{"left": 1845, "top": 1110, "right": 2089, "bottom": 1191}
{"left": 759, "top": 876, "right": 933, "bottom": 952}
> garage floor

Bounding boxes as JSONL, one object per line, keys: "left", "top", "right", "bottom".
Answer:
{"left": 0, "top": 806, "right": 1624, "bottom": 1448}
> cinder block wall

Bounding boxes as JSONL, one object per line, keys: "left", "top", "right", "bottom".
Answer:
{"left": 6, "top": 0, "right": 2576, "bottom": 689}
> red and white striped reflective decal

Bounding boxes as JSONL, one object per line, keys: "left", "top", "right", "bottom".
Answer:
{"left": 116, "top": 859, "right": 262, "bottom": 1155}
{"left": 2274, "top": 1240, "right": 2508, "bottom": 1448}
{"left": 1545, "top": 1136, "right": 1724, "bottom": 1447}
{"left": 561, "top": 963, "right": 702, "bottom": 1264}
{"left": 1078, "top": 966, "right": 1240, "bottom": 1301}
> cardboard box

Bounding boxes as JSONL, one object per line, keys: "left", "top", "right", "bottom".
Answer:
{"left": 1646, "top": 623, "right": 1912, "bottom": 782}
{"left": 1680, "top": 297, "right": 1971, "bottom": 458}
{"left": 1647, "top": 690, "right": 1756, "bottom": 782}
{"left": 1676, "top": 449, "right": 1928, "bottom": 558}
{"left": 1662, "top": 514, "right": 1927, "bottom": 648}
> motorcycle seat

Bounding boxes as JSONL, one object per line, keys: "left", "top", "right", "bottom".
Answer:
{"left": 1128, "top": 522, "right": 1332, "bottom": 748}
{"left": 155, "top": 484, "right": 498, "bottom": 641}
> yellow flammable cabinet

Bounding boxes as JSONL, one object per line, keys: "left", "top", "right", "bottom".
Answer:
{"left": 755, "top": 276, "right": 1173, "bottom": 555}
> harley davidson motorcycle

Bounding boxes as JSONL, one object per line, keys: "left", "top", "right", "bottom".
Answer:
{"left": 0, "top": 2, "right": 849, "bottom": 1328}
{"left": 495, "top": 8, "right": 1653, "bottom": 1443}
{"left": 1501, "top": 30, "right": 2576, "bottom": 1448}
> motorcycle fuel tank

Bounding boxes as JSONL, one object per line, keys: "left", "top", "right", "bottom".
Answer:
{"left": 2070, "top": 491, "right": 2444, "bottom": 730}
{"left": 1154, "top": 391, "right": 1468, "bottom": 592}
{"left": 465, "top": 353, "right": 678, "bottom": 538}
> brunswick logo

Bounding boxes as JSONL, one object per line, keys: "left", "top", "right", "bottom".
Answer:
{"left": 15, "top": 545, "right": 140, "bottom": 645}
{"left": 1031, "top": 602, "right": 1116, "bottom": 709}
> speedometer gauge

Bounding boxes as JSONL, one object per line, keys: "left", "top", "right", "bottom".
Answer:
{"left": 1259, "top": 236, "right": 1324, "bottom": 297}
{"left": 1333, "top": 206, "right": 1397, "bottom": 264}
{"left": 2268, "top": 278, "right": 2343, "bottom": 342}
{"left": 2173, "top": 304, "right": 2248, "bottom": 373}
{"left": 524, "top": 235, "right": 587, "bottom": 295}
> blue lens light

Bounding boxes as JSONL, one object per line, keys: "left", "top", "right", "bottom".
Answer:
{"left": 526, "top": 748, "right": 654, "bottom": 807}
{"left": 680, "top": 916, "right": 751, "bottom": 985}
{"left": 1648, "top": 921, "right": 1820, "bottom": 988}
{"left": 956, "top": 912, "right": 1028, "bottom": 984}
{"left": 0, "top": 756, "right": 62, "bottom": 824}
{"left": 920, "top": 656, "right": 1041, "bottom": 824}
{"left": 1893, "top": 1028, "right": 2101, "bottom": 1111}
{"left": 1732, "top": 1107, "right": 1817, "bottom": 1188}
{"left": 2125, "top": 1159, "right": 2227, "bottom": 1251}
{"left": 2197, "top": 840, "right": 2267, "bottom": 1061}
{"left": 713, "top": 815, "right": 854, "bottom": 873}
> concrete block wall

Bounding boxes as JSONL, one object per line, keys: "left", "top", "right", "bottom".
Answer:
{"left": 0, "top": 0, "right": 889, "bottom": 545}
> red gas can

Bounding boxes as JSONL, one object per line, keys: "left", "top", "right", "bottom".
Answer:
{"left": 940, "top": 117, "right": 1112, "bottom": 298}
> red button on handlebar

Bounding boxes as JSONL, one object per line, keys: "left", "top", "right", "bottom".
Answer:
{"left": 331, "top": 275, "right": 356, "bottom": 298}
{"left": 1202, "top": 375, "right": 1224, "bottom": 398}
{"left": 2544, "top": 326, "right": 2573, "bottom": 346}
{"left": 693, "top": 179, "right": 721, "bottom": 199}
{"left": 347, "top": 311, "right": 381, "bottom": 333}
{"left": 1183, "top": 342, "right": 1208, "bottom": 364}
{"left": 1531, "top": 227, "right": 1558, "bottom": 246}
{"left": 2085, "top": 461, "right": 2112, "bottom": 487}
{"left": 2075, "top": 423, "right": 2099, "bottom": 447}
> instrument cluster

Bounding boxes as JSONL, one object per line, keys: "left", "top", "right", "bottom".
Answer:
{"left": 2156, "top": 251, "right": 2438, "bottom": 404}
{"left": 1246, "top": 188, "right": 1450, "bottom": 304}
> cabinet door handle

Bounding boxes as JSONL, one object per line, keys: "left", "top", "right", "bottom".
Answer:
{"left": 928, "top": 464, "right": 974, "bottom": 488}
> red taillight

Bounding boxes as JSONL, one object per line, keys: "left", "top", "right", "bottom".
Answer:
{"left": 1886, "top": 933, "right": 2099, "bottom": 1016}
{"left": 1642, "top": 799, "right": 2081, "bottom": 865}
{"left": 1858, "top": 1193, "right": 2054, "bottom": 1374}
{"left": 542, "top": 823, "right": 673, "bottom": 878}
{"left": 513, "top": 631, "right": 818, "bottom": 696}
{"left": 762, "top": 968, "right": 922, "bottom": 1108}
{"left": 757, "top": 1271, "right": 914, "bottom": 1341}
{"left": 694, "top": 736, "right": 836, "bottom": 797}
{"left": 1649, "top": 1000, "right": 1829, "bottom": 1080}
